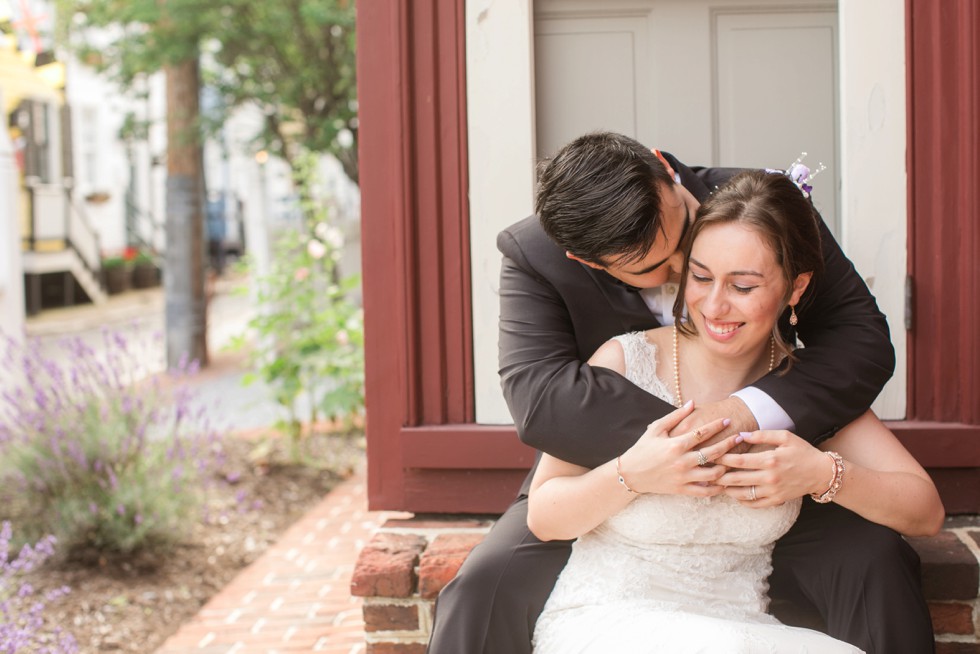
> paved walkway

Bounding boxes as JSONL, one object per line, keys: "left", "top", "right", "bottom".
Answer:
{"left": 154, "top": 469, "right": 407, "bottom": 654}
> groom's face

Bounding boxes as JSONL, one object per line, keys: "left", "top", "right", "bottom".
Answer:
{"left": 592, "top": 181, "right": 700, "bottom": 289}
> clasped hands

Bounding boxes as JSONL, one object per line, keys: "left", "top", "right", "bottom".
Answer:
{"left": 616, "top": 398, "right": 825, "bottom": 506}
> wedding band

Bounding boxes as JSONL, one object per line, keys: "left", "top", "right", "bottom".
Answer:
{"left": 696, "top": 450, "right": 708, "bottom": 467}
{"left": 749, "top": 486, "right": 757, "bottom": 501}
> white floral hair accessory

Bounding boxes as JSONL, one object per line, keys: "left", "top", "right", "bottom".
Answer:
{"left": 766, "top": 153, "right": 826, "bottom": 198}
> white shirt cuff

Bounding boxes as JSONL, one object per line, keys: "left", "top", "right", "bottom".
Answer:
{"left": 731, "top": 387, "right": 796, "bottom": 432}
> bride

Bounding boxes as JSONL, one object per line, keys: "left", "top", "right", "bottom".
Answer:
{"left": 527, "top": 170, "right": 944, "bottom": 653}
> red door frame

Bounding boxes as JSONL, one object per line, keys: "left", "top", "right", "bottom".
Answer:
{"left": 893, "top": 0, "right": 980, "bottom": 511}
{"left": 358, "top": 0, "right": 535, "bottom": 513}
{"left": 358, "top": 0, "right": 980, "bottom": 515}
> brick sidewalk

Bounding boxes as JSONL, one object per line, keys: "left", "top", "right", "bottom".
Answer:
{"left": 155, "top": 470, "right": 409, "bottom": 654}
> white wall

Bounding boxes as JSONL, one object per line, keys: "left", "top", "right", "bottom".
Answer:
{"left": 65, "top": 59, "right": 361, "bottom": 277}
{"left": 67, "top": 65, "right": 173, "bottom": 255}
{"left": 466, "top": 0, "right": 538, "bottom": 424}
{"left": 467, "top": 0, "right": 908, "bottom": 424}
{"left": 839, "top": 0, "right": 907, "bottom": 418}
{"left": 0, "top": 87, "right": 26, "bottom": 337}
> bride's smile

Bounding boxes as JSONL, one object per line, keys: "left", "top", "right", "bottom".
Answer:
{"left": 702, "top": 318, "right": 743, "bottom": 338}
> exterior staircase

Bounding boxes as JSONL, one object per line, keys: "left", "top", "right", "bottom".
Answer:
{"left": 21, "top": 181, "right": 107, "bottom": 313}
{"left": 21, "top": 247, "right": 106, "bottom": 309}
{"left": 352, "top": 514, "right": 980, "bottom": 653}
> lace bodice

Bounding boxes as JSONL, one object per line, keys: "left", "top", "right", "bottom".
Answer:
{"left": 531, "top": 332, "right": 858, "bottom": 653}
{"left": 612, "top": 330, "right": 678, "bottom": 407}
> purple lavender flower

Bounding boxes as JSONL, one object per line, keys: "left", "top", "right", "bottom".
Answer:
{"left": 0, "top": 523, "right": 77, "bottom": 652}
{"left": 0, "top": 328, "right": 228, "bottom": 556}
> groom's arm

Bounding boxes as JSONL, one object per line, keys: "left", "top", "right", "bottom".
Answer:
{"left": 749, "top": 211, "right": 894, "bottom": 444}
{"left": 497, "top": 231, "right": 674, "bottom": 470}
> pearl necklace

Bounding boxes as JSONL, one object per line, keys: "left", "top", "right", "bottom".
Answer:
{"left": 672, "top": 324, "right": 775, "bottom": 408}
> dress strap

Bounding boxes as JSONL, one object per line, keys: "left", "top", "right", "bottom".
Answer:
{"left": 611, "top": 332, "right": 676, "bottom": 405}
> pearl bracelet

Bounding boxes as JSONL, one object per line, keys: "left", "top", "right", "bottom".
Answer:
{"left": 616, "top": 456, "right": 640, "bottom": 494}
{"left": 810, "top": 451, "right": 845, "bottom": 504}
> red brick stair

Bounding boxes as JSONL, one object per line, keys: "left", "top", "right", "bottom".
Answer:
{"left": 351, "top": 515, "right": 980, "bottom": 654}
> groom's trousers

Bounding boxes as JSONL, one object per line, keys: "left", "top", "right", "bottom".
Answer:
{"left": 426, "top": 495, "right": 934, "bottom": 654}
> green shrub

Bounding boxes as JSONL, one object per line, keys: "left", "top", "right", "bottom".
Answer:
{"left": 133, "top": 249, "right": 157, "bottom": 266}
{"left": 100, "top": 255, "right": 129, "bottom": 270}
{"left": 233, "top": 151, "right": 364, "bottom": 460}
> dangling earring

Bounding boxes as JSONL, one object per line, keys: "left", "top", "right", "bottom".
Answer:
{"left": 789, "top": 305, "right": 799, "bottom": 326}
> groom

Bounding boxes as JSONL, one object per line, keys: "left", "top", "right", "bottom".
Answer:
{"left": 426, "top": 132, "right": 933, "bottom": 654}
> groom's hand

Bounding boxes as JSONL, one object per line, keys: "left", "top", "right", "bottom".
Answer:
{"left": 669, "top": 397, "right": 758, "bottom": 453}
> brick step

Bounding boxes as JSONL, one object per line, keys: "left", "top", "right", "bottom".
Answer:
{"left": 351, "top": 515, "right": 980, "bottom": 654}
{"left": 910, "top": 516, "right": 980, "bottom": 652}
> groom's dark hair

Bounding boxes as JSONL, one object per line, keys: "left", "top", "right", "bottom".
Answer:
{"left": 535, "top": 131, "right": 675, "bottom": 265}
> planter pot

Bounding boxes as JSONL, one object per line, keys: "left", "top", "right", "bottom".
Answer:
{"left": 103, "top": 266, "right": 131, "bottom": 294}
{"left": 85, "top": 191, "right": 111, "bottom": 204}
{"left": 132, "top": 262, "right": 160, "bottom": 288}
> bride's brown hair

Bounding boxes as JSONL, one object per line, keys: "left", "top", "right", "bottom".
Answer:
{"left": 672, "top": 170, "right": 824, "bottom": 370}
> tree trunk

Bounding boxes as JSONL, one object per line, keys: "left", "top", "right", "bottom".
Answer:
{"left": 164, "top": 56, "right": 208, "bottom": 369}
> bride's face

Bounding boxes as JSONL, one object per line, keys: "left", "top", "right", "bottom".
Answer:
{"left": 684, "top": 222, "right": 799, "bottom": 360}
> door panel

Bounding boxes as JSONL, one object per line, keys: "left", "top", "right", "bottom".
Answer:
{"left": 535, "top": 17, "right": 650, "bottom": 158}
{"left": 534, "top": 0, "right": 838, "bottom": 230}
{"left": 715, "top": 9, "right": 839, "bottom": 231}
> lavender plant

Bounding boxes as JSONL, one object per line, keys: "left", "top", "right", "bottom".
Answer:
{"left": 0, "top": 330, "right": 224, "bottom": 555}
{"left": 0, "top": 522, "right": 77, "bottom": 653}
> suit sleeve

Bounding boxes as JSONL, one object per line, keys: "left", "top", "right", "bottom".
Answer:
{"left": 751, "top": 212, "right": 895, "bottom": 444}
{"left": 497, "top": 231, "right": 675, "bottom": 470}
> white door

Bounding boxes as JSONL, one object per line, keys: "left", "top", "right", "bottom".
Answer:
{"left": 534, "top": 0, "right": 840, "bottom": 232}
{"left": 466, "top": 0, "right": 907, "bottom": 423}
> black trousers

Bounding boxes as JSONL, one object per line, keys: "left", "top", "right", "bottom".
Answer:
{"left": 427, "top": 496, "right": 934, "bottom": 654}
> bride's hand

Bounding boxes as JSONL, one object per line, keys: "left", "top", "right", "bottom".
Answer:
{"left": 618, "top": 402, "right": 740, "bottom": 497}
{"left": 715, "top": 430, "right": 829, "bottom": 506}
{"left": 669, "top": 396, "right": 757, "bottom": 453}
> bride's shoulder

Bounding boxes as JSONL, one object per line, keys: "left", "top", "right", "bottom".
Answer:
{"left": 591, "top": 328, "right": 672, "bottom": 375}
{"left": 643, "top": 326, "right": 673, "bottom": 352}
{"left": 588, "top": 336, "right": 628, "bottom": 375}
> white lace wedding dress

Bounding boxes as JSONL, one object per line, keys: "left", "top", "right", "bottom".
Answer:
{"left": 532, "top": 332, "right": 863, "bottom": 654}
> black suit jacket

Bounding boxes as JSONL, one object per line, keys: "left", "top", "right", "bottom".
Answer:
{"left": 497, "top": 155, "right": 895, "bottom": 475}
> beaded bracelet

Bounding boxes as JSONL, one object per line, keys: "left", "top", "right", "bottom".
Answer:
{"left": 810, "top": 451, "right": 845, "bottom": 504}
{"left": 616, "top": 456, "right": 640, "bottom": 494}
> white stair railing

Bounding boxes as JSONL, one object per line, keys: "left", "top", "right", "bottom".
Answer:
{"left": 65, "top": 188, "right": 102, "bottom": 277}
